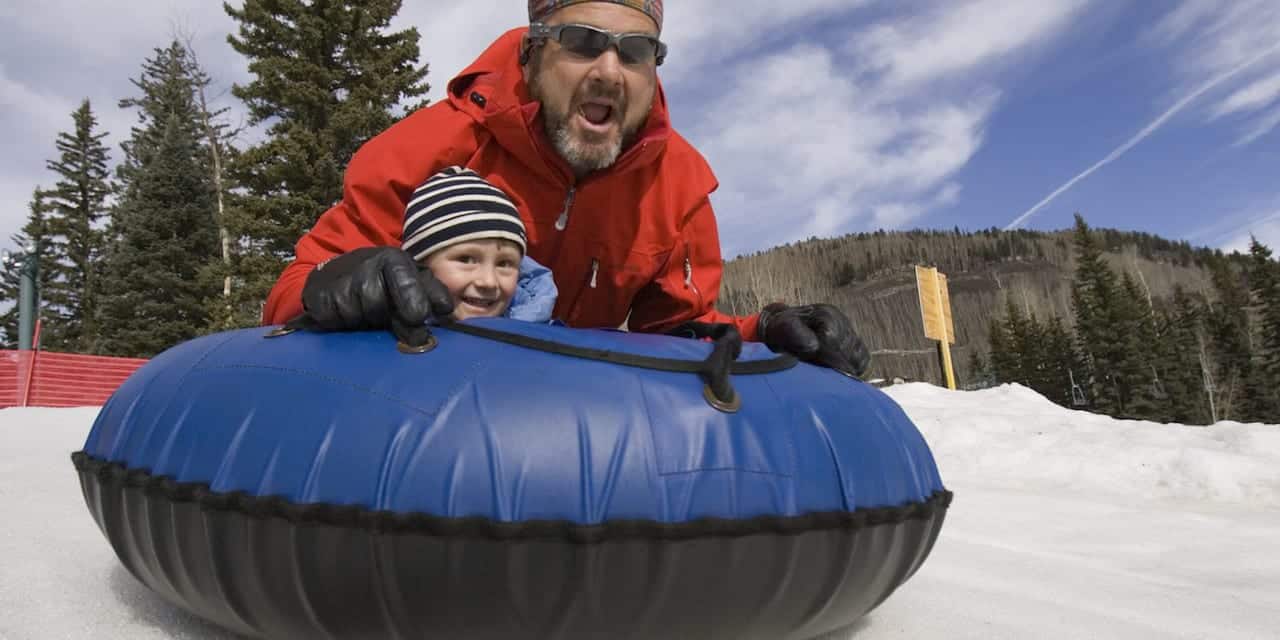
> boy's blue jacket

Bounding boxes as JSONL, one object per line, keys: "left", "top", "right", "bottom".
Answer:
{"left": 505, "top": 256, "right": 558, "bottom": 323}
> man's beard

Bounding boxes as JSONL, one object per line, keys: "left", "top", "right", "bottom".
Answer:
{"left": 531, "top": 75, "right": 647, "bottom": 176}
{"left": 549, "top": 115, "right": 625, "bottom": 175}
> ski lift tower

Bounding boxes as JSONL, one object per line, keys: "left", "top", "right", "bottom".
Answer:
{"left": 2, "top": 241, "right": 39, "bottom": 350}
{"left": 1069, "top": 369, "right": 1087, "bottom": 406}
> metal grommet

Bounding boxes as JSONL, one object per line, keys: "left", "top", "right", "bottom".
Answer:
{"left": 264, "top": 326, "right": 296, "bottom": 338}
{"left": 702, "top": 383, "right": 741, "bottom": 413}
{"left": 397, "top": 335, "right": 438, "bottom": 354}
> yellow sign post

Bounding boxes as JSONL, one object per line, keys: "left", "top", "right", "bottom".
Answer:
{"left": 915, "top": 266, "right": 956, "bottom": 390}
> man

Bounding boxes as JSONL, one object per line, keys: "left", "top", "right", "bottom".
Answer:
{"left": 263, "top": 0, "right": 871, "bottom": 378}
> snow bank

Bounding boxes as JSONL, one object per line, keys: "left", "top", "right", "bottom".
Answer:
{"left": 2, "top": 384, "right": 1278, "bottom": 639}
{"left": 886, "top": 382, "right": 1280, "bottom": 508}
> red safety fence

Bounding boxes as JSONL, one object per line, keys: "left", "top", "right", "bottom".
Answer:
{"left": 0, "top": 349, "right": 149, "bottom": 408}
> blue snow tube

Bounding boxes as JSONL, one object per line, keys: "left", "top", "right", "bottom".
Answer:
{"left": 72, "top": 318, "right": 950, "bottom": 640}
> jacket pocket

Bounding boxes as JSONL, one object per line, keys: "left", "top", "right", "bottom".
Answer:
{"left": 567, "top": 248, "right": 670, "bottom": 328}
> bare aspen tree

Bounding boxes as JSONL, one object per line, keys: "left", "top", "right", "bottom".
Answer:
{"left": 1198, "top": 332, "right": 1218, "bottom": 424}
{"left": 1132, "top": 255, "right": 1155, "bottom": 312}
{"left": 183, "top": 43, "right": 231, "bottom": 291}
{"left": 175, "top": 30, "right": 239, "bottom": 328}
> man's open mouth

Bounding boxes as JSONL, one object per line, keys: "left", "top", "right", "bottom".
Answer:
{"left": 578, "top": 101, "right": 615, "bottom": 127}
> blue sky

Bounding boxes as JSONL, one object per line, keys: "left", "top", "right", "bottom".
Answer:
{"left": 2, "top": 0, "right": 1279, "bottom": 260}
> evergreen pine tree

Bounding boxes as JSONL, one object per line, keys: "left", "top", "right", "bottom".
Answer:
{"left": 1070, "top": 214, "right": 1128, "bottom": 416}
{"left": 1042, "top": 315, "right": 1082, "bottom": 408}
{"left": 1002, "top": 297, "right": 1033, "bottom": 387}
{"left": 1157, "top": 287, "right": 1213, "bottom": 425}
{"left": 40, "top": 100, "right": 112, "bottom": 352}
{"left": 966, "top": 349, "right": 994, "bottom": 390}
{"left": 992, "top": 295, "right": 1079, "bottom": 408}
{"left": 95, "top": 43, "right": 222, "bottom": 357}
{"left": 1025, "top": 311, "right": 1067, "bottom": 402}
{"left": 0, "top": 258, "right": 20, "bottom": 348}
{"left": 1246, "top": 237, "right": 1280, "bottom": 418}
{"left": 95, "top": 114, "right": 220, "bottom": 357}
{"left": 0, "top": 263, "right": 18, "bottom": 347}
{"left": 116, "top": 42, "right": 209, "bottom": 193}
{"left": 1204, "top": 255, "right": 1269, "bottom": 422}
{"left": 1117, "top": 272, "right": 1162, "bottom": 420}
{"left": 988, "top": 316, "right": 1018, "bottom": 384}
{"left": 0, "top": 191, "right": 57, "bottom": 348}
{"left": 222, "top": 0, "right": 431, "bottom": 326}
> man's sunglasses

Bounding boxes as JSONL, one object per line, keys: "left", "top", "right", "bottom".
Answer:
{"left": 528, "top": 23, "right": 668, "bottom": 67}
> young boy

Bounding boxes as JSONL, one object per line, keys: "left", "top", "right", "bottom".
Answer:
{"left": 402, "top": 166, "right": 558, "bottom": 322}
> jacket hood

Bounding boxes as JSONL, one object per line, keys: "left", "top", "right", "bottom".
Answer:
{"left": 505, "top": 255, "right": 559, "bottom": 323}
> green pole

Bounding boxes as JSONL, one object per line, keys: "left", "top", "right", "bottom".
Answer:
{"left": 18, "top": 244, "right": 37, "bottom": 351}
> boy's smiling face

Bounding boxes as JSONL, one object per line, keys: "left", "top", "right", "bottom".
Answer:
{"left": 426, "top": 239, "right": 522, "bottom": 320}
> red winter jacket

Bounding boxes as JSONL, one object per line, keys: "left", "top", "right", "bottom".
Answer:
{"left": 262, "top": 27, "right": 759, "bottom": 341}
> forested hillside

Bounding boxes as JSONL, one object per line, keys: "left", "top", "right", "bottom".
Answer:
{"left": 719, "top": 226, "right": 1218, "bottom": 387}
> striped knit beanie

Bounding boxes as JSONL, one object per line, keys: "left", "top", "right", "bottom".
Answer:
{"left": 402, "top": 167, "right": 527, "bottom": 262}
{"left": 529, "top": 0, "right": 663, "bottom": 32}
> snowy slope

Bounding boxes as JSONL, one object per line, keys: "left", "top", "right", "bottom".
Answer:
{"left": 2, "top": 384, "right": 1278, "bottom": 640}
{"left": 871, "top": 384, "right": 1280, "bottom": 640}
{"left": 891, "top": 383, "right": 1280, "bottom": 507}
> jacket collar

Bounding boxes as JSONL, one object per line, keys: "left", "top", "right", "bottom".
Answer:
{"left": 446, "top": 27, "right": 671, "bottom": 186}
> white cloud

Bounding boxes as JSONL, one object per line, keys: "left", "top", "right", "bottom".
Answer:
{"left": 1, "top": 0, "right": 1090, "bottom": 260}
{"left": 0, "top": 176, "right": 43, "bottom": 242}
{"left": 848, "top": 0, "right": 1089, "bottom": 91}
{"left": 0, "top": 64, "right": 81, "bottom": 247}
{"left": 0, "top": 63, "right": 73, "bottom": 136}
{"left": 1211, "top": 73, "right": 1280, "bottom": 119}
{"left": 1004, "top": 43, "right": 1277, "bottom": 231}
{"left": 1147, "top": 0, "right": 1280, "bottom": 143}
{"left": 0, "top": 1, "right": 253, "bottom": 252}
{"left": 658, "top": 0, "right": 873, "bottom": 85}
{"left": 1148, "top": 0, "right": 1280, "bottom": 75}
{"left": 1003, "top": 2, "right": 1280, "bottom": 231}
{"left": 1235, "top": 105, "right": 1280, "bottom": 147}
{"left": 392, "top": 1, "right": 524, "bottom": 104}
{"left": 1186, "top": 194, "right": 1280, "bottom": 253}
{"left": 686, "top": 0, "right": 1086, "bottom": 254}
{"left": 401, "top": 0, "right": 1088, "bottom": 255}
{"left": 1219, "top": 212, "right": 1280, "bottom": 254}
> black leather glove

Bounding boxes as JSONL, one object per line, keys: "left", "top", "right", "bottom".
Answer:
{"left": 757, "top": 303, "right": 871, "bottom": 379}
{"left": 296, "top": 246, "right": 454, "bottom": 348}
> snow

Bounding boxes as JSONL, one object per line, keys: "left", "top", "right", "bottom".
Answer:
{"left": 2, "top": 384, "right": 1279, "bottom": 639}
{"left": 867, "top": 384, "right": 1280, "bottom": 640}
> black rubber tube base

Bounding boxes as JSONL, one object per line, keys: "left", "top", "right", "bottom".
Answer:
{"left": 76, "top": 464, "right": 948, "bottom": 640}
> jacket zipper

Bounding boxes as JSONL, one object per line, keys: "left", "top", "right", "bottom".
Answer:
{"left": 555, "top": 186, "right": 576, "bottom": 231}
{"left": 566, "top": 257, "right": 599, "bottom": 323}
{"left": 683, "top": 241, "right": 703, "bottom": 308}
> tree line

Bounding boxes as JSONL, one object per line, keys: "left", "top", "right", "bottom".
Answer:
{"left": 1, "top": 0, "right": 427, "bottom": 357}
{"left": 718, "top": 223, "right": 1219, "bottom": 392}
{"left": 975, "top": 214, "right": 1280, "bottom": 425}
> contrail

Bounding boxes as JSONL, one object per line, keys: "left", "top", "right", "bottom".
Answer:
{"left": 1005, "top": 42, "right": 1280, "bottom": 231}
{"left": 1193, "top": 209, "right": 1280, "bottom": 249}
